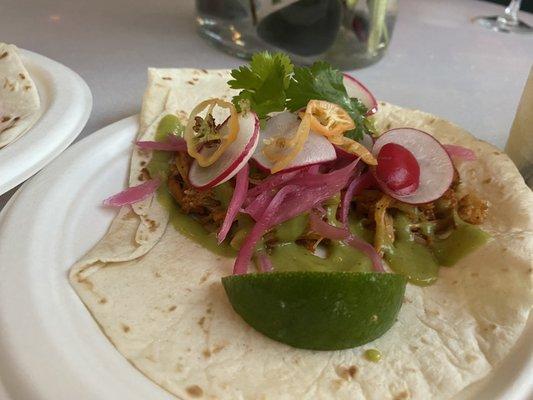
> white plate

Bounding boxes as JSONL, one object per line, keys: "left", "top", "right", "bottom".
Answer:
{"left": 0, "top": 48, "right": 92, "bottom": 195}
{"left": 0, "top": 116, "right": 531, "bottom": 400}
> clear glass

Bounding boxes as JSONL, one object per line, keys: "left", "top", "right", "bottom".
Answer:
{"left": 473, "top": 0, "right": 533, "bottom": 34}
{"left": 196, "top": 0, "right": 398, "bottom": 69}
{"left": 505, "top": 68, "right": 533, "bottom": 188}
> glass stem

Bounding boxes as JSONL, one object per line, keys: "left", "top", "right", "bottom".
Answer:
{"left": 503, "top": 0, "right": 522, "bottom": 25}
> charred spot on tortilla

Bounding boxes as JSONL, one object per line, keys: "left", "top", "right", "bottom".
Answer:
{"left": 394, "top": 391, "right": 410, "bottom": 400}
{"left": 186, "top": 385, "right": 203, "bottom": 398}
{"left": 335, "top": 365, "right": 358, "bottom": 380}
{"left": 168, "top": 305, "right": 177, "bottom": 312}
{"left": 98, "top": 297, "right": 108, "bottom": 304}
{"left": 147, "top": 219, "right": 158, "bottom": 232}
{"left": 121, "top": 324, "right": 130, "bottom": 333}
{"left": 199, "top": 272, "right": 211, "bottom": 284}
{"left": 162, "top": 76, "right": 172, "bottom": 80}
{"left": 187, "top": 80, "right": 195, "bottom": 85}
{"left": 198, "top": 316, "right": 207, "bottom": 332}
{"left": 18, "top": 73, "right": 25, "bottom": 79}
{"left": 0, "top": 51, "right": 8, "bottom": 59}
{"left": 202, "top": 349, "right": 211, "bottom": 358}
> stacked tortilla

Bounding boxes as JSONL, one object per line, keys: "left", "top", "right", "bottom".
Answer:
{"left": 70, "top": 69, "right": 533, "bottom": 400}
{"left": 0, "top": 43, "right": 40, "bottom": 148}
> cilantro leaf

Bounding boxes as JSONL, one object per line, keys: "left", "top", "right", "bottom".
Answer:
{"left": 286, "top": 61, "right": 374, "bottom": 141}
{"left": 228, "top": 52, "right": 293, "bottom": 121}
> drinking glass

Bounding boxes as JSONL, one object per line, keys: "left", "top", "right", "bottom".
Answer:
{"left": 473, "top": 0, "right": 533, "bottom": 33}
{"left": 196, "top": 0, "right": 398, "bottom": 69}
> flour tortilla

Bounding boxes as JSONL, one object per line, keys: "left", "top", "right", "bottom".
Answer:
{"left": 0, "top": 43, "right": 40, "bottom": 148}
{"left": 70, "top": 69, "right": 533, "bottom": 400}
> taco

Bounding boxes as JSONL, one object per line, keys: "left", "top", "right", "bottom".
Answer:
{"left": 70, "top": 53, "right": 532, "bottom": 400}
{"left": 0, "top": 43, "right": 40, "bottom": 148}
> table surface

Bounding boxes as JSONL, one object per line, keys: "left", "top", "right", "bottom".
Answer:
{"left": 0, "top": 0, "right": 532, "bottom": 210}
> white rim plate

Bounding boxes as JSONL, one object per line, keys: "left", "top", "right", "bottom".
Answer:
{"left": 0, "top": 116, "right": 531, "bottom": 400}
{"left": 0, "top": 48, "right": 92, "bottom": 195}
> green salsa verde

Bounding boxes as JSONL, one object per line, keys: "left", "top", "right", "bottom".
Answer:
{"left": 148, "top": 114, "right": 491, "bottom": 284}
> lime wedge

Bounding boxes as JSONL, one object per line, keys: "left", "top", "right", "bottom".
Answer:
{"left": 222, "top": 271, "right": 406, "bottom": 350}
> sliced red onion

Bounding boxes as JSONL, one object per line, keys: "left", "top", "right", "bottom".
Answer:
{"left": 309, "top": 212, "right": 349, "bottom": 240}
{"left": 217, "top": 163, "right": 249, "bottom": 243}
{"left": 103, "top": 178, "right": 160, "bottom": 207}
{"left": 246, "top": 169, "right": 301, "bottom": 199}
{"left": 340, "top": 171, "right": 375, "bottom": 225}
{"left": 243, "top": 189, "right": 276, "bottom": 221}
{"left": 234, "top": 185, "right": 299, "bottom": 275}
{"left": 344, "top": 235, "right": 385, "bottom": 273}
{"left": 256, "top": 251, "right": 273, "bottom": 273}
{"left": 283, "top": 158, "right": 358, "bottom": 189}
{"left": 135, "top": 136, "right": 187, "bottom": 152}
{"left": 444, "top": 144, "right": 477, "bottom": 161}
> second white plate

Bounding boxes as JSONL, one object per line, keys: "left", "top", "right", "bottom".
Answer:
{"left": 0, "top": 48, "right": 92, "bottom": 195}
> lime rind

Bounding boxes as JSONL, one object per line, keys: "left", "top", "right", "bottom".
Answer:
{"left": 222, "top": 271, "right": 406, "bottom": 351}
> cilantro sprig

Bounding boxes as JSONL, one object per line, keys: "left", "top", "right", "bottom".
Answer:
{"left": 228, "top": 52, "right": 293, "bottom": 121}
{"left": 228, "top": 52, "right": 374, "bottom": 141}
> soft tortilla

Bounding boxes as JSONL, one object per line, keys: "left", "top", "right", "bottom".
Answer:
{"left": 70, "top": 69, "right": 533, "bottom": 400}
{"left": 0, "top": 43, "right": 40, "bottom": 148}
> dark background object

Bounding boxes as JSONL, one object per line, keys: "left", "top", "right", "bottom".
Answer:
{"left": 257, "top": 0, "right": 342, "bottom": 57}
{"left": 484, "top": 0, "right": 532, "bottom": 13}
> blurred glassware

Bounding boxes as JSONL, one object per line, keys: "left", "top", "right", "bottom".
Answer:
{"left": 505, "top": 67, "right": 533, "bottom": 188}
{"left": 473, "top": 0, "right": 533, "bottom": 33}
{"left": 196, "top": 0, "right": 398, "bottom": 69}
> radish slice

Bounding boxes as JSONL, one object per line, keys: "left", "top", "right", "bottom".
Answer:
{"left": 343, "top": 74, "right": 378, "bottom": 115}
{"left": 372, "top": 128, "right": 454, "bottom": 204}
{"left": 252, "top": 112, "right": 337, "bottom": 172}
{"left": 189, "top": 112, "right": 259, "bottom": 189}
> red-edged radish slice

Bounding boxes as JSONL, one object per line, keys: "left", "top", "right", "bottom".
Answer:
{"left": 253, "top": 112, "right": 337, "bottom": 173}
{"left": 376, "top": 143, "right": 420, "bottom": 196}
{"left": 189, "top": 112, "right": 259, "bottom": 189}
{"left": 343, "top": 74, "right": 378, "bottom": 115}
{"left": 372, "top": 128, "right": 454, "bottom": 204}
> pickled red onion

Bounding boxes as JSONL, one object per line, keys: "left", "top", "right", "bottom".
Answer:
{"left": 217, "top": 163, "right": 249, "bottom": 243}
{"left": 103, "top": 179, "right": 160, "bottom": 207}
{"left": 340, "top": 171, "right": 375, "bottom": 225}
{"left": 444, "top": 144, "right": 477, "bottom": 161}
{"left": 243, "top": 190, "right": 275, "bottom": 221}
{"left": 309, "top": 212, "right": 349, "bottom": 240}
{"left": 233, "top": 185, "right": 299, "bottom": 275}
{"left": 234, "top": 159, "right": 360, "bottom": 275}
{"left": 246, "top": 169, "right": 301, "bottom": 199}
{"left": 135, "top": 136, "right": 187, "bottom": 152}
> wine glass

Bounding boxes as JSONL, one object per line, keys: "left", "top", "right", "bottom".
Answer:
{"left": 473, "top": 0, "right": 533, "bottom": 33}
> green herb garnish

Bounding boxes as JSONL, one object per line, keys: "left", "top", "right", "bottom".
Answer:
{"left": 228, "top": 52, "right": 293, "bottom": 121}
{"left": 229, "top": 52, "right": 375, "bottom": 141}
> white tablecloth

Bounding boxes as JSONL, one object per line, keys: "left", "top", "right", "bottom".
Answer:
{"left": 0, "top": 0, "right": 532, "bottom": 209}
